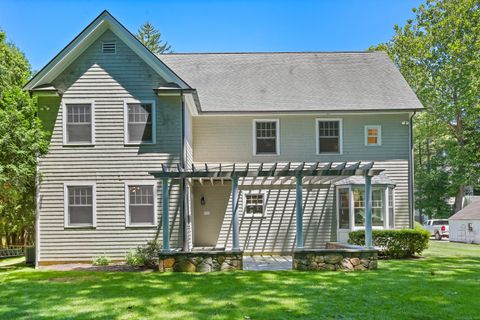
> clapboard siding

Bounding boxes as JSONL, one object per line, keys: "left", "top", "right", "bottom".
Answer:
{"left": 193, "top": 159, "right": 408, "bottom": 253}
{"left": 37, "top": 30, "right": 183, "bottom": 262}
{"left": 193, "top": 114, "right": 410, "bottom": 162}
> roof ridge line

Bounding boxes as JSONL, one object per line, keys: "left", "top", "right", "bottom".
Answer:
{"left": 159, "top": 51, "right": 383, "bottom": 56}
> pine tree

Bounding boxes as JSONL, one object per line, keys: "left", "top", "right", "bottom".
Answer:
{"left": 135, "top": 22, "right": 172, "bottom": 54}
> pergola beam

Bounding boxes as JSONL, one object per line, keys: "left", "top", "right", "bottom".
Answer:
{"left": 150, "top": 161, "right": 382, "bottom": 179}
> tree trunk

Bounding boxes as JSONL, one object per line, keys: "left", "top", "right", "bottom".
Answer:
{"left": 454, "top": 185, "right": 465, "bottom": 213}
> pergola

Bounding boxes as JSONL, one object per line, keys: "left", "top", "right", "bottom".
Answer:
{"left": 150, "top": 161, "right": 383, "bottom": 252}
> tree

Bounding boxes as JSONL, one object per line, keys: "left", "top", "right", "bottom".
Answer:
{"left": 135, "top": 22, "right": 172, "bottom": 54}
{"left": 0, "top": 30, "right": 48, "bottom": 245}
{"left": 371, "top": 0, "right": 480, "bottom": 213}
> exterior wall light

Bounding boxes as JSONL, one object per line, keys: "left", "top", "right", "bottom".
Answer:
{"left": 200, "top": 195, "right": 206, "bottom": 206}
{"left": 401, "top": 121, "right": 410, "bottom": 126}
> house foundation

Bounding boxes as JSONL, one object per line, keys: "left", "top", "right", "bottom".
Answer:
{"left": 158, "top": 251, "right": 243, "bottom": 272}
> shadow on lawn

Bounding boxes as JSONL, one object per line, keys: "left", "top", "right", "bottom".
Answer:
{"left": 1, "top": 256, "right": 480, "bottom": 319}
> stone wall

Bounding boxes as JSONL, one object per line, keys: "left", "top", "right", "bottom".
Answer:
{"left": 158, "top": 251, "right": 243, "bottom": 272}
{"left": 293, "top": 244, "right": 378, "bottom": 271}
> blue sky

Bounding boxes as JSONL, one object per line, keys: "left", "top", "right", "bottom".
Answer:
{"left": 1, "top": 0, "right": 422, "bottom": 71}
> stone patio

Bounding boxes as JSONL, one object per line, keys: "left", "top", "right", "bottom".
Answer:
{"left": 243, "top": 255, "right": 292, "bottom": 271}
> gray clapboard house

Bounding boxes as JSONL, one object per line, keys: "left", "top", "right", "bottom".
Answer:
{"left": 25, "top": 11, "right": 423, "bottom": 266}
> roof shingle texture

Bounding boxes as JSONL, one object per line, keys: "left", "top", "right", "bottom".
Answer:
{"left": 449, "top": 199, "right": 480, "bottom": 220}
{"left": 159, "top": 52, "right": 423, "bottom": 112}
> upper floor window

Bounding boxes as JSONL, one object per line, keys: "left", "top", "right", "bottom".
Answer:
{"left": 244, "top": 192, "right": 265, "bottom": 218}
{"left": 64, "top": 103, "right": 94, "bottom": 145}
{"left": 125, "top": 101, "right": 156, "bottom": 144}
{"left": 64, "top": 183, "right": 96, "bottom": 228}
{"left": 317, "top": 119, "right": 343, "bottom": 154}
{"left": 125, "top": 183, "right": 156, "bottom": 227}
{"left": 253, "top": 120, "right": 279, "bottom": 155}
{"left": 365, "top": 125, "right": 382, "bottom": 146}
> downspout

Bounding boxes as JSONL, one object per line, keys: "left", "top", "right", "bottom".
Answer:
{"left": 180, "top": 91, "right": 188, "bottom": 251}
{"left": 408, "top": 111, "right": 416, "bottom": 229}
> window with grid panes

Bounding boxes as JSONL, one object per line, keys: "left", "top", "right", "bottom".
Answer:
{"left": 318, "top": 120, "right": 340, "bottom": 153}
{"left": 255, "top": 121, "right": 277, "bottom": 154}
{"left": 66, "top": 104, "right": 92, "bottom": 143}
{"left": 67, "top": 186, "right": 93, "bottom": 225}
{"left": 127, "top": 103, "right": 153, "bottom": 143}
{"left": 128, "top": 185, "right": 155, "bottom": 225}
{"left": 244, "top": 193, "right": 265, "bottom": 217}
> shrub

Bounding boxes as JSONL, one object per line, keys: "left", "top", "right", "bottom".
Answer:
{"left": 125, "top": 249, "right": 142, "bottom": 266}
{"left": 348, "top": 229, "right": 430, "bottom": 258}
{"left": 92, "top": 255, "right": 111, "bottom": 266}
{"left": 135, "top": 240, "right": 160, "bottom": 268}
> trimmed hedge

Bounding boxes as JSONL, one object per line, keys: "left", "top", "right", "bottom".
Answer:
{"left": 348, "top": 229, "right": 430, "bottom": 258}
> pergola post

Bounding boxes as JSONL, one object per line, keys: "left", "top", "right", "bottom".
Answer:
{"left": 296, "top": 174, "right": 304, "bottom": 249}
{"left": 231, "top": 176, "right": 240, "bottom": 251}
{"left": 364, "top": 175, "right": 373, "bottom": 248}
{"left": 162, "top": 178, "right": 170, "bottom": 251}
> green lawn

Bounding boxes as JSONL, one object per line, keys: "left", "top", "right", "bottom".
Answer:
{"left": 1, "top": 241, "right": 479, "bottom": 320}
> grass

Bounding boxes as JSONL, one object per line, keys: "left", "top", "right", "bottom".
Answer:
{"left": 1, "top": 241, "right": 479, "bottom": 319}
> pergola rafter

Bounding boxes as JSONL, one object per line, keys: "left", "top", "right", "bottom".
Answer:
{"left": 150, "top": 161, "right": 381, "bottom": 252}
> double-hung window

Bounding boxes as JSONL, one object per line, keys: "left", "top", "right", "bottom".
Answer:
{"left": 244, "top": 192, "right": 265, "bottom": 217}
{"left": 64, "top": 103, "right": 94, "bottom": 144}
{"left": 254, "top": 120, "right": 279, "bottom": 155}
{"left": 126, "top": 183, "right": 156, "bottom": 226}
{"left": 64, "top": 183, "right": 96, "bottom": 227}
{"left": 317, "top": 119, "right": 342, "bottom": 154}
{"left": 365, "top": 125, "right": 382, "bottom": 146}
{"left": 125, "top": 101, "right": 155, "bottom": 144}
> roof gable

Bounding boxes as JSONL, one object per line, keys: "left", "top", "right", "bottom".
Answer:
{"left": 24, "top": 10, "right": 191, "bottom": 91}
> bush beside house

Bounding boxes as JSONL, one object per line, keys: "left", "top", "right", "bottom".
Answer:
{"left": 348, "top": 229, "right": 430, "bottom": 258}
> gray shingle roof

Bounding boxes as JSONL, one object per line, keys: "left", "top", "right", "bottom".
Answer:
{"left": 335, "top": 173, "right": 396, "bottom": 186}
{"left": 159, "top": 52, "right": 423, "bottom": 113}
{"left": 449, "top": 199, "right": 480, "bottom": 220}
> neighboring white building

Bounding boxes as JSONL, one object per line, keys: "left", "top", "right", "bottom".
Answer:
{"left": 449, "top": 199, "right": 480, "bottom": 244}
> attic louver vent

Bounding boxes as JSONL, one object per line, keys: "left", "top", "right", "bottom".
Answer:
{"left": 102, "top": 41, "right": 116, "bottom": 54}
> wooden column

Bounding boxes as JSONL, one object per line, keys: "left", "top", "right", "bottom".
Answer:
{"left": 162, "top": 178, "right": 170, "bottom": 251}
{"left": 231, "top": 176, "right": 240, "bottom": 251}
{"left": 365, "top": 175, "right": 373, "bottom": 248}
{"left": 296, "top": 174, "right": 304, "bottom": 249}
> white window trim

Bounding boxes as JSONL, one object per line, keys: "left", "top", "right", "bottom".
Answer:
{"left": 62, "top": 100, "right": 95, "bottom": 146}
{"left": 386, "top": 187, "right": 395, "bottom": 228}
{"left": 252, "top": 119, "right": 280, "bottom": 156}
{"left": 316, "top": 118, "right": 343, "bottom": 155}
{"left": 64, "top": 182, "right": 96, "bottom": 228}
{"left": 337, "top": 185, "right": 395, "bottom": 231}
{"left": 336, "top": 185, "right": 353, "bottom": 230}
{"left": 242, "top": 190, "right": 267, "bottom": 218}
{"left": 124, "top": 99, "right": 157, "bottom": 145}
{"left": 364, "top": 125, "right": 382, "bottom": 146}
{"left": 125, "top": 181, "right": 158, "bottom": 227}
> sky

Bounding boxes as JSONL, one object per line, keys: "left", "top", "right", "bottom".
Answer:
{"left": 0, "top": 0, "right": 423, "bottom": 71}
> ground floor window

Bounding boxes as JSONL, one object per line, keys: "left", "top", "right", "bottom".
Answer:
{"left": 125, "top": 183, "right": 157, "bottom": 226}
{"left": 243, "top": 192, "right": 265, "bottom": 217}
{"left": 64, "top": 183, "right": 96, "bottom": 227}
{"left": 337, "top": 185, "right": 394, "bottom": 230}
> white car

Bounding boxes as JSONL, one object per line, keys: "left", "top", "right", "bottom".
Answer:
{"left": 422, "top": 219, "right": 449, "bottom": 240}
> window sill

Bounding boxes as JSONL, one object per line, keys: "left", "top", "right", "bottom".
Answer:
{"left": 365, "top": 144, "right": 382, "bottom": 147}
{"left": 64, "top": 225, "right": 96, "bottom": 229}
{"left": 126, "top": 224, "right": 157, "bottom": 228}
{"left": 63, "top": 144, "right": 95, "bottom": 147}
{"left": 124, "top": 142, "right": 155, "bottom": 146}
{"left": 254, "top": 153, "right": 280, "bottom": 156}
{"left": 244, "top": 215, "right": 266, "bottom": 219}
{"left": 317, "top": 152, "right": 342, "bottom": 155}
